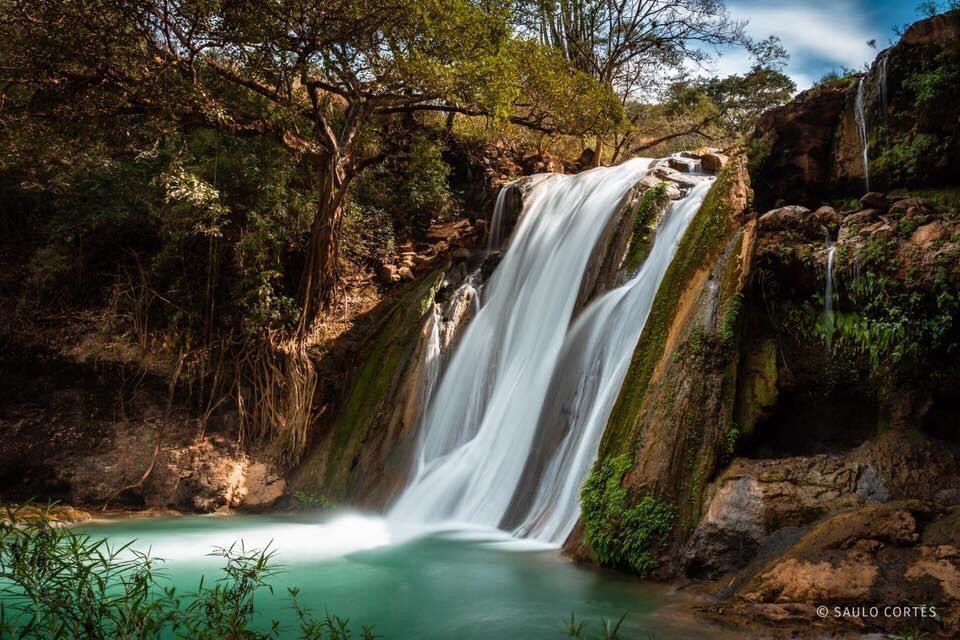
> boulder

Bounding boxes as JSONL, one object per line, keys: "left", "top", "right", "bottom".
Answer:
{"left": 700, "top": 151, "right": 729, "bottom": 174}
{"left": 638, "top": 175, "right": 682, "bottom": 199}
{"left": 750, "top": 84, "right": 847, "bottom": 210}
{"left": 813, "top": 205, "right": 843, "bottom": 228}
{"left": 722, "top": 502, "right": 960, "bottom": 635}
{"left": 848, "top": 431, "right": 960, "bottom": 504}
{"left": 238, "top": 462, "right": 286, "bottom": 509}
{"left": 377, "top": 263, "right": 400, "bottom": 284}
{"left": 398, "top": 266, "right": 415, "bottom": 281}
{"left": 859, "top": 191, "right": 891, "bottom": 211}
{"left": 757, "top": 206, "right": 815, "bottom": 234}
{"left": 911, "top": 221, "right": 947, "bottom": 246}
{"left": 577, "top": 147, "right": 596, "bottom": 169}
{"left": 668, "top": 157, "right": 695, "bottom": 173}
{"left": 841, "top": 208, "right": 880, "bottom": 228}
{"left": 684, "top": 455, "right": 886, "bottom": 577}
{"left": 653, "top": 165, "right": 700, "bottom": 189}
{"left": 890, "top": 196, "right": 934, "bottom": 216}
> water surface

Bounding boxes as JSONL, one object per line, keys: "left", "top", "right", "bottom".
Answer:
{"left": 79, "top": 513, "right": 734, "bottom": 640}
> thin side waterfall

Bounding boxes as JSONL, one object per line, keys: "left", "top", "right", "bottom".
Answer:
{"left": 855, "top": 76, "right": 871, "bottom": 192}
{"left": 879, "top": 53, "right": 889, "bottom": 117}
{"left": 389, "top": 159, "right": 710, "bottom": 544}
{"left": 486, "top": 188, "right": 508, "bottom": 251}
{"left": 421, "top": 308, "right": 443, "bottom": 406}
{"left": 823, "top": 242, "right": 837, "bottom": 348}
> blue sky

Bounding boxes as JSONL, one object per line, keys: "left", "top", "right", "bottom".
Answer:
{"left": 713, "top": 0, "right": 928, "bottom": 90}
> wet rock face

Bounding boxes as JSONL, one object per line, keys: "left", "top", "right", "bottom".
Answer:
{"left": 683, "top": 455, "right": 887, "bottom": 578}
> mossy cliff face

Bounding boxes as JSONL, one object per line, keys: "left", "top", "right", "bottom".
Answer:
{"left": 569, "top": 157, "right": 753, "bottom": 576}
{"left": 291, "top": 272, "right": 444, "bottom": 505}
{"left": 751, "top": 9, "right": 960, "bottom": 209}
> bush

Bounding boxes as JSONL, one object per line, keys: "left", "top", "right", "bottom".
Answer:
{"left": 872, "top": 133, "right": 944, "bottom": 186}
{"left": 353, "top": 137, "right": 455, "bottom": 240}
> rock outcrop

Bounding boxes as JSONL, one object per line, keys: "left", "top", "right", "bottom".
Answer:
{"left": 750, "top": 9, "right": 960, "bottom": 208}
{"left": 567, "top": 157, "right": 753, "bottom": 573}
{"left": 713, "top": 501, "right": 960, "bottom": 636}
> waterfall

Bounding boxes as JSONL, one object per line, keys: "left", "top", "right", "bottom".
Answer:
{"left": 823, "top": 243, "right": 837, "bottom": 348}
{"left": 511, "top": 180, "right": 712, "bottom": 541}
{"left": 486, "top": 187, "right": 508, "bottom": 251}
{"left": 389, "top": 159, "right": 711, "bottom": 544}
{"left": 855, "top": 76, "right": 871, "bottom": 192}
{"left": 879, "top": 53, "right": 889, "bottom": 118}
{"left": 421, "top": 308, "right": 443, "bottom": 407}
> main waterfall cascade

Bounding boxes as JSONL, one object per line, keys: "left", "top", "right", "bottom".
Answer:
{"left": 389, "top": 158, "right": 714, "bottom": 544}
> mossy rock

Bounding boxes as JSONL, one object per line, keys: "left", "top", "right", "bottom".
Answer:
{"left": 292, "top": 272, "right": 443, "bottom": 499}
{"left": 735, "top": 339, "right": 779, "bottom": 436}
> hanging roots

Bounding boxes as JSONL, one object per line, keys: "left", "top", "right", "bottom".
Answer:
{"left": 236, "top": 331, "right": 318, "bottom": 468}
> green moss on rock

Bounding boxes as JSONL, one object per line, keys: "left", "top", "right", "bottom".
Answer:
{"left": 293, "top": 271, "right": 443, "bottom": 497}
{"left": 599, "top": 161, "right": 742, "bottom": 459}
{"left": 580, "top": 454, "right": 676, "bottom": 576}
{"left": 735, "top": 339, "right": 779, "bottom": 436}
{"left": 625, "top": 183, "right": 670, "bottom": 272}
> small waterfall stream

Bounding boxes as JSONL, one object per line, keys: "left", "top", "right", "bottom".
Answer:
{"left": 390, "top": 160, "right": 711, "bottom": 544}
{"left": 855, "top": 76, "right": 871, "bottom": 192}
{"left": 823, "top": 241, "right": 837, "bottom": 347}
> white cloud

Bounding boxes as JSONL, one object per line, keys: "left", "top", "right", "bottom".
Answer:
{"left": 725, "top": 0, "right": 877, "bottom": 90}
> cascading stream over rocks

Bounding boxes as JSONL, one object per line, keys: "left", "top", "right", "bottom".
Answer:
{"left": 389, "top": 159, "right": 712, "bottom": 544}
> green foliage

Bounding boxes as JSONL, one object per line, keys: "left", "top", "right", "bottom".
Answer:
{"left": 724, "top": 426, "right": 740, "bottom": 456}
{"left": 509, "top": 39, "right": 626, "bottom": 138}
{"left": 355, "top": 137, "right": 454, "bottom": 239}
{"left": 625, "top": 183, "right": 669, "bottom": 272}
{"left": 580, "top": 455, "right": 676, "bottom": 576}
{"left": 873, "top": 133, "right": 946, "bottom": 185}
{"left": 0, "top": 505, "right": 375, "bottom": 639}
{"left": 903, "top": 52, "right": 960, "bottom": 107}
{"left": 777, "top": 253, "right": 960, "bottom": 383}
{"left": 719, "top": 292, "right": 744, "bottom": 348}
{"left": 813, "top": 68, "right": 859, "bottom": 89}
{"left": 292, "top": 491, "right": 334, "bottom": 511}
{"left": 564, "top": 612, "right": 629, "bottom": 640}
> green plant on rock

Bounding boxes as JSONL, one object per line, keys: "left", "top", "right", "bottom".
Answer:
{"left": 904, "top": 50, "right": 960, "bottom": 108}
{"left": 723, "top": 426, "right": 740, "bottom": 456}
{"left": 719, "top": 292, "right": 744, "bottom": 348}
{"left": 580, "top": 455, "right": 676, "bottom": 576}
{"left": 625, "top": 183, "right": 669, "bottom": 272}
{"left": 293, "top": 491, "right": 334, "bottom": 511}
{"left": 872, "top": 132, "right": 945, "bottom": 186}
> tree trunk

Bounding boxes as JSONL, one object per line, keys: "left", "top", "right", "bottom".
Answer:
{"left": 592, "top": 135, "right": 603, "bottom": 167}
{"left": 297, "top": 158, "right": 344, "bottom": 335}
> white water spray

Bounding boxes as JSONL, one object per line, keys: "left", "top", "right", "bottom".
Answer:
{"left": 390, "top": 159, "right": 710, "bottom": 543}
